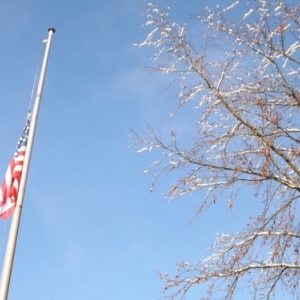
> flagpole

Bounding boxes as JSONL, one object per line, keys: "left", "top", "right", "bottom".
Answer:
{"left": 0, "top": 28, "right": 55, "bottom": 300}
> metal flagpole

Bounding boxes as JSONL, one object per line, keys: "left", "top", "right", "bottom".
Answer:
{"left": 0, "top": 28, "right": 55, "bottom": 300}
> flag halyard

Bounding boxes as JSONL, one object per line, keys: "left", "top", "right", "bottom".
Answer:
{"left": 0, "top": 114, "right": 31, "bottom": 220}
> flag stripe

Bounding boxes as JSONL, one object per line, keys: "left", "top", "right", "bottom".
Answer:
{"left": 0, "top": 115, "right": 30, "bottom": 220}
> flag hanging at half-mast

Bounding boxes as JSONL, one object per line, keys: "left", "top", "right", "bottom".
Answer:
{"left": 0, "top": 113, "right": 31, "bottom": 220}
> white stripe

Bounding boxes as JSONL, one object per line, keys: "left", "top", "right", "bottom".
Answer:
{"left": 0, "top": 197, "right": 15, "bottom": 214}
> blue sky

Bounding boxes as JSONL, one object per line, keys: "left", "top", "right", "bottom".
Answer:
{"left": 0, "top": 0, "right": 284, "bottom": 299}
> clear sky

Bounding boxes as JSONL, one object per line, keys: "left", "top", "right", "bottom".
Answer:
{"left": 0, "top": 0, "right": 292, "bottom": 299}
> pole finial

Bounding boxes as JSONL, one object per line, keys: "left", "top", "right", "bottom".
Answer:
{"left": 48, "top": 28, "right": 56, "bottom": 34}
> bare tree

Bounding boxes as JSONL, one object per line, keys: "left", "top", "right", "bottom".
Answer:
{"left": 132, "top": 0, "right": 300, "bottom": 299}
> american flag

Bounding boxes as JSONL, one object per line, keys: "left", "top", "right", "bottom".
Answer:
{"left": 0, "top": 113, "right": 31, "bottom": 220}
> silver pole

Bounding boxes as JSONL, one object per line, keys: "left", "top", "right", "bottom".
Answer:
{"left": 0, "top": 28, "right": 55, "bottom": 300}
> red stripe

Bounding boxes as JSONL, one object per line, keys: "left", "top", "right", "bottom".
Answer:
{"left": 0, "top": 206, "right": 15, "bottom": 220}
{"left": 0, "top": 150, "right": 26, "bottom": 219}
